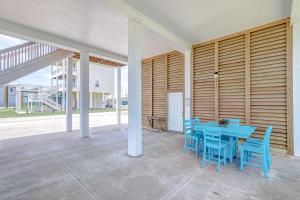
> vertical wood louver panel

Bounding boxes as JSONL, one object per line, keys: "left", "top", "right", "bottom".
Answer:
{"left": 193, "top": 43, "right": 216, "bottom": 121}
{"left": 250, "top": 22, "right": 288, "bottom": 150}
{"left": 218, "top": 35, "right": 246, "bottom": 124}
{"left": 152, "top": 55, "right": 167, "bottom": 129}
{"left": 141, "top": 59, "right": 152, "bottom": 128}
{"left": 167, "top": 52, "right": 184, "bottom": 91}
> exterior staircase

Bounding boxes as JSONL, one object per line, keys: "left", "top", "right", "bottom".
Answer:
{"left": 41, "top": 85, "right": 62, "bottom": 111}
{"left": 26, "top": 84, "right": 62, "bottom": 111}
{"left": 0, "top": 41, "right": 73, "bottom": 85}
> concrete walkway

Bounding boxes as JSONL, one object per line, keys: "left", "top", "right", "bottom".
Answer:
{"left": 0, "top": 127, "right": 300, "bottom": 200}
{"left": 0, "top": 111, "right": 128, "bottom": 139}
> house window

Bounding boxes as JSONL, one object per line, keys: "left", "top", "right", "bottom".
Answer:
{"left": 95, "top": 80, "right": 100, "bottom": 88}
{"left": 72, "top": 79, "right": 76, "bottom": 88}
{"left": 9, "top": 88, "right": 14, "bottom": 93}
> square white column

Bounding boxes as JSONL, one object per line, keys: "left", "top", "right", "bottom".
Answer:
{"left": 80, "top": 51, "right": 90, "bottom": 138}
{"left": 117, "top": 67, "right": 122, "bottom": 127}
{"left": 184, "top": 50, "right": 191, "bottom": 120}
{"left": 293, "top": 23, "right": 300, "bottom": 156}
{"left": 128, "top": 20, "right": 144, "bottom": 157}
{"left": 66, "top": 57, "right": 73, "bottom": 132}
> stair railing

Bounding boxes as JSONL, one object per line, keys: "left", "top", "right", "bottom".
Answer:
{"left": 0, "top": 42, "right": 59, "bottom": 75}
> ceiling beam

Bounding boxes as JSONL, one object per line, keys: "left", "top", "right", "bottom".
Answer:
{"left": 0, "top": 18, "right": 128, "bottom": 64}
{"left": 291, "top": 0, "right": 300, "bottom": 24}
{"left": 73, "top": 53, "right": 126, "bottom": 67}
{"left": 105, "top": 0, "right": 192, "bottom": 52}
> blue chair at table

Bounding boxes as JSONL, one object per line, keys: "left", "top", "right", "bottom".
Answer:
{"left": 240, "top": 126, "right": 272, "bottom": 177}
{"left": 202, "top": 126, "right": 229, "bottom": 173}
{"left": 183, "top": 119, "right": 201, "bottom": 158}
{"left": 192, "top": 117, "right": 201, "bottom": 125}
{"left": 223, "top": 118, "right": 240, "bottom": 162}
{"left": 246, "top": 126, "right": 272, "bottom": 169}
{"left": 192, "top": 117, "right": 204, "bottom": 141}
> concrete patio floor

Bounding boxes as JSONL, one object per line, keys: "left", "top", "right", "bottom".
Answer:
{"left": 0, "top": 126, "right": 300, "bottom": 200}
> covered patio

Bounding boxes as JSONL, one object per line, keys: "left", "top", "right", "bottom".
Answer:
{"left": 1, "top": 0, "right": 300, "bottom": 199}
{"left": 1, "top": 128, "right": 300, "bottom": 200}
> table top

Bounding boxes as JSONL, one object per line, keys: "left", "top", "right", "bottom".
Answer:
{"left": 193, "top": 122, "right": 256, "bottom": 139}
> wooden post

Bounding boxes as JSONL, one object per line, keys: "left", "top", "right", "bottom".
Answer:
{"left": 214, "top": 41, "right": 219, "bottom": 121}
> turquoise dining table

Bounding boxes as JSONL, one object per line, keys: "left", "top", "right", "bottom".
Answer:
{"left": 193, "top": 122, "right": 256, "bottom": 163}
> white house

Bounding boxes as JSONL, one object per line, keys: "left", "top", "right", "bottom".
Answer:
{"left": 51, "top": 58, "right": 118, "bottom": 110}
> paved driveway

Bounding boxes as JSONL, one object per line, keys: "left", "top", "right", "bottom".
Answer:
{"left": 0, "top": 111, "right": 128, "bottom": 139}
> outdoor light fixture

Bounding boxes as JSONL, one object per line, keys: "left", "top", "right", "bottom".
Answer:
{"left": 214, "top": 72, "right": 218, "bottom": 77}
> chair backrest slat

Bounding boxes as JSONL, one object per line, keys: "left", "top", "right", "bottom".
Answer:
{"left": 184, "top": 119, "right": 193, "bottom": 135}
{"left": 192, "top": 117, "right": 201, "bottom": 126}
{"left": 225, "top": 118, "right": 240, "bottom": 125}
{"left": 263, "top": 125, "right": 272, "bottom": 145}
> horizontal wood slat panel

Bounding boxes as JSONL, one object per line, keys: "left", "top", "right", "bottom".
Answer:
{"left": 250, "top": 22, "right": 288, "bottom": 150}
{"left": 167, "top": 52, "right": 184, "bottom": 91}
{"left": 142, "top": 51, "right": 184, "bottom": 131}
{"left": 192, "top": 18, "right": 290, "bottom": 152}
{"left": 193, "top": 43, "right": 215, "bottom": 121}
{"left": 152, "top": 55, "right": 167, "bottom": 129}
{"left": 141, "top": 59, "right": 152, "bottom": 128}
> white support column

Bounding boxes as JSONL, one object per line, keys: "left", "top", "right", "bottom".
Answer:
{"left": 293, "top": 23, "right": 300, "bottom": 156}
{"left": 128, "top": 20, "right": 144, "bottom": 157}
{"left": 80, "top": 51, "right": 90, "bottom": 138}
{"left": 62, "top": 65, "right": 66, "bottom": 111}
{"left": 76, "top": 91, "right": 80, "bottom": 110}
{"left": 117, "top": 67, "right": 122, "bottom": 127}
{"left": 90, "top": 92, "right": 93, "bottom": 109}
{"left": 66, "top": 57, "right": 73, "bottom": 132}
{"left": 184, "top": 50, "right": 191, "bottom": 120}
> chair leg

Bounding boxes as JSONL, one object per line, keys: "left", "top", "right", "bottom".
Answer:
{"left": 240, "top": 149, "right": 244, "bottom": 171}
{"left": 202, "top": 146, "right": 206, "bottom": 167}
{"left": 195, "top": 138, "right": 199, "bottom": 158}
{"left": 223, "top": 147, "right": 227, "bottom": 166}
{"left": 218, "top": 149, "right": 221, "bottom": 174}
{"left": 262, "top": 152, "right": 268, "bottom": 177}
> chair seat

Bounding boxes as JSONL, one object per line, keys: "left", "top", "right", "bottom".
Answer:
{"left": 240, "top": 141, "right": 263, "bottom": 153}
{"left": 206, "top": 140, "right": 228, "bottom": 149}
{"left": 246, "top": 137, "right": 263, "bottom": 143}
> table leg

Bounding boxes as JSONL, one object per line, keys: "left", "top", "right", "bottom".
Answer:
{"left": 229, "top": 137, "right": 233, "bottom": 163}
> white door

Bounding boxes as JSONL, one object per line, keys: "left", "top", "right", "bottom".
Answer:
{"left": 168, "top": 92, "right": 183, "bottom": 132}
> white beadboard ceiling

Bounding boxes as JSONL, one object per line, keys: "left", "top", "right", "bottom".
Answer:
{"left": 0, "top": 0, "right": 292, "bottom": 59}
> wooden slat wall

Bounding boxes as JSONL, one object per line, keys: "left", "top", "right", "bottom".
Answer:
{"left": 250, "top": 23, "right": 288, "bottom": 149}
{"left": 218, "top": 35, "right": 246, "bottom": 124}
{"left": 141, "top": 51, "right": 184, "bottom": 130}
{"left": 193, "top": 43, "right": 216, "bottom": 121}
{"left": 192, "top": 18, "right": 291, "bottom": 151}
{"left": 152, "top": 55, "right": 167, "bottom": 129}
{"left": 141, "top": 59, "right": 152, "bottom": 128}
{"left": 167, "top": 52, "right": 184, "bottom": 91}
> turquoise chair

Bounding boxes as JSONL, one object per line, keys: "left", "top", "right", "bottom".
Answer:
{"left": 240, "top": 126, "right": 272, "bottom": 177}
{"left": 223, "top": 118, "right": 240, "bottom": 162}
{"left": 183, "top": 119, "right": 201, "bottom": 158}
{"left": 246, "top": 126, "right": 272, "bottom": 169}
{"left": 202, "top": 126, "right": 229, "bottom": 173}
{"left": 192, "top": 117, "right": 201, "bottom": 125}
{"left": 192, "top": 117, "right": 204, "bottom": 142}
